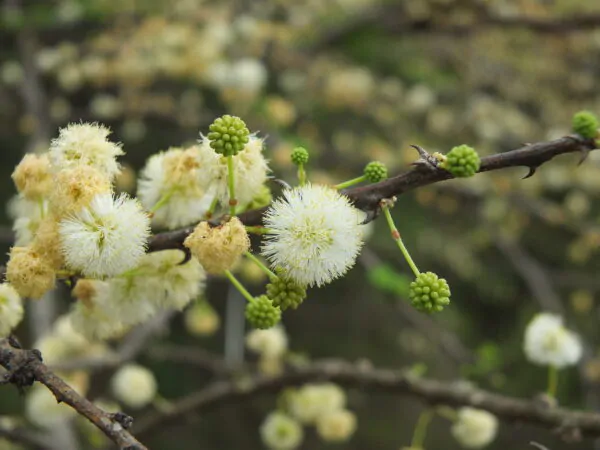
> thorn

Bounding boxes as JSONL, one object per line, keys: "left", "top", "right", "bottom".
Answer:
{"left": 577, "top": 148, "right": 590, "bottom": 166}
{"left": 522, "top": 166, "right": 538, "bottom": 179}
{"left": 361, "top": 208, "right": 380, "bottom": 224}
{"left": 269, "top": 177, "right": 291, "bottom": 191}
{"left": 410, "top": 144, "right": 439, "bottom": 170}
{"left": 178, "top": 247, "right": 192, "bottom": 265}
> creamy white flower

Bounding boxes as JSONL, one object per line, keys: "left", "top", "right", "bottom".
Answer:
{"left": 49, "top": 122, "right": 123, "bottom": 178}
{"left": 184, "top": 300, "right": 220, "bottom": 336}
{"left": 261, "top": 184, "right": 364, "bottom": 287}
{"left": 69, "top": 298, "right": 128, "bottom": 341}
{"left": 246, "top": 326, "right": 288, "bottom": 358}
{"left": 524, "top": 313, "right": 582, "bottom": 368}
{"left": 137, "top": 148, "right": 215, "bottom": 230}
{"left": 0, "top": 284, "right": 23, "bottom": 337}
{"left": 111, "top": 364, "right": 157, "bottom": 409}
{"left": 8, "top": 195, "right": 48, "bottom": 246}
{"left": 197, "top": 135, "right": 269, "bottom": 209}
{"left": 260, "top": 412, "right": 303, "bottom": 450}
{"left": 289, "top": 383, "right": 346, "bottom": 424}
{"left": 316, "top": 409, "right": 357, "bottom": 442}
{"left": 451, "top": 407, "right": 498, "bottom": 449}
{"left": 59, "top": 193, "right": 150, "bottom": 278}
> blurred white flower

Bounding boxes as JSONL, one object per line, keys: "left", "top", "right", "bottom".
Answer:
{"left": 0, "top": 284, "right": 23, "bottom": 337}
{"left": 111, "top": 364, "right": 157, "bottom": 409}
{"left": 451, "top": 407, "right": 498, "bottom": 449}
{"left": 316, "top": 409, "right": 357, "bottom": 442}
{"left": 260, "top": 412, "right": 303, "bottom": 450}
{"left": 289, "top": 383, "right": 346, "bottom": 424}
{"left": 524, "top": 313, "right": 582, "bottom": 368}
{"left": 246, "top": 326, "right": 288, "bottom": 358}
{"left": 7, "top": 195, "right": 48, "bottom": 246}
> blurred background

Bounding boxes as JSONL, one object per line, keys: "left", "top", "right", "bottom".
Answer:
{"left": 2, "top": 0, "right": 600, "bottom": 449}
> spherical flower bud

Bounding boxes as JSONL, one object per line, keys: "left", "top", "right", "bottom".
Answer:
{"left": 49, "top": 122, "right": 123, "bottom": 179}
{"left": 184, "top": 217, "right": 250, "bottom": 274}
{"left": 262, "top": 184, "right": 364, "bottom": 287}
{"left": 12, "top": 153, "right": 52, "bottom": 199}
{"left": 245, "top": 295, "right": 281, "bottom": 329}
{"left": 184, "top": 300, "right": 220, "bottom": 336}
{"left": 266, "top": 273, "right": 307, "bottom": 311}
{"left": 59, "top": 193, "right": 150, "bottom": 278}
{"left": 316, "top": 409, "right": 357, "bottom": 442}
{"left": 49, "top": 165, "right": 112, "bottom": 217}
{"left": 451, "top": 407, "right": 498, "bottom": 449}
{"left": 441, "top": 145, "right": 480, "bottom": 178}
{"left": 260, "top": 412, "right": 303, "bottom": 450}
{"left": 409, "top": 272, "right": 451, "bottom": 313}
{"left": 572, "top": 111, "right": 599, "bottom": 139}
{"left": 289, "top": 383, "right": 346, "bottom": 424}
{"left": 6, "top": 246, "right": 56, "bottom": 299}
{"left": 363, "top": 161, "right": 387, "bottom": 183}
{"left": 0, "top": 283, "right": 23, "bottom": 337}
{"left": 524, "top": 313, "right": 582, "bottom": 368}
{"left": 111, "top": 364, "right": 157, "bottom": 409}
{"left": 207, "top": 115, "right": 250, "bottom": 156}
{"left": 246, "top": 326, "right": 288, "bottom": 358}
{"left": 291, "top": 147, "right": 309, "bottom": 166}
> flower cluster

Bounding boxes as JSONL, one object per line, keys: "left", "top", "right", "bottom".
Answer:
{"left": 524, "top": 313, "right": 582, "bottom": 368}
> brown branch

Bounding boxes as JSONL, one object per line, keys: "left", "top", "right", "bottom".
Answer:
{"left": 134, "top": 358, "right": 600, "bottom": 441}
{"left": 147, "top": 135, "right": 597, "bottom": 252}
{"left": 0, "top": 338, "right": 148, "bottom": 450}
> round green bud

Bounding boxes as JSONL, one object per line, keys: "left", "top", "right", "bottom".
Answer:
{"left": 441, "top": 145, "right": 480, "bottom": 178}
{"left": 291, "top": 147, "right": 309, "bottom": 166}
{"left": 207, "top": 115, "right": 250, "bottom": 156}
{"left": 245, "top": 295, "right": 281, "bottom": 329}
{"left": 572, "top": 111, "right": 599, "bottom": 139}
{"left": 409, "top": 272, "right": 451, "bottom": 313}
{"left": 363, "top": 161, "right": 388, "bottom": 183}
{"left": 266, "top": 273, "right": 307, "bottom": 311}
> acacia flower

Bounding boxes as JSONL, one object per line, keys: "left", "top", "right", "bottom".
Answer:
{"left": 524, "top": 313, "right": 582, "bottom": 368}
{"left": 246, "top": 326, "right": 288, "bottom": 358}
{"left": 260, "top": 412, "right": 303, "bottom": 450}
{"left": 261, "top": 184, "right": 364, "bottom": 287}
{"left": 111, "top": 364, "right": 157, "bottom": 409}
{"left": 0, "top": 284, "right": 23, "bottom": 337}
{"left": 59, "top": 193, "right": 150, "bottom": 278}
{"left": 316, "top": 409, "right": 357, "bottom": 442}
{"left": 451, "top": 407, "right": 498, "bottom": 449}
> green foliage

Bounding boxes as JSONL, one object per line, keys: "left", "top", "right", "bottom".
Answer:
{"left": 572, "top": 111, "right": 599, "bottom": 139}
{"left": 266, "top": 274, "right": 307, "bottom": 311}
{"left": 409, "top": 272, "right": 451, "bottom": 313}
{"left": 291, "top": 147, "right": 309, "bottom": 166}
{"left": 245, "top": 295, "right": 281, "bottom": 329}
{"left": 441, "top": 145, "right": 481, "bottom": 178}
{"left": 207, "top": 115, "right": 250, "bottom": 156}
{"left": 363, "top": 161, "right": 388, "bottom": 183}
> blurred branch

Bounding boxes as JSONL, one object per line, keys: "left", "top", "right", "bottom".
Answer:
{"left": 0, "top": 338, "right": 148, "bottom": 450}
{"left": 146, "top": 344, "right": 229, "bottom": 376}
{"left": 135, "top": 358, "right": 600, "bottom": 441}
{"left": 148, "top": 135, "right": 598, "bottom": 252}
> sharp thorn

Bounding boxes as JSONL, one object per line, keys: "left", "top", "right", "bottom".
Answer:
{"left": 522, "top": 166, "right": 538, "bottom": 179}
{"left": 577, "top": 148, "right": 590, "bottom": 166}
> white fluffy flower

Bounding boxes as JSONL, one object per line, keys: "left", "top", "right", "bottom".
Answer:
{"left": 8, "top": 195, "right": 48, "bottom": 246}
{"left": 59, "top": 193, "right": 150, "bottom": 278}
{"left": 69, "top": 298, "right": 128, "bottom": 341}
{"left": 261, "top": 184, "right": 364, "bottom": 287}
{"left": 49, "top": 122, "right": 123, "bottom": 179}
{"left": 316, "top": 409, "right": 357, "bottom": 442}
{"left": 0, "top": 284, "right": 23, "bottom": 337}
{"left": 289, "top": 383, "right": 346, "bottom": 424}
{"left": 260, "top": 412, "right": 303, "bottom": 450}
{"left": 111, "top": 364, "right": 157, "bottom": 409}
{"left": 197, "top": 135, "right": 269, "bottom": 209}
{"left": 524, "top": 313, "right": 582, "bottom": 368}
{"left": 137, "top": 147, "right": 215, "bottom": 230}
{"left": 451, "top": 407, "right": 498, "bottom": 449}
{"left": 246, "top": 326, "right": 288, "bottom": 358}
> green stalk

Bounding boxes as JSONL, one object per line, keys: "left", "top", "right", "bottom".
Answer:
{"left": 245, "top": 251, "right": 277, "bottom": 278}
{"left": 227, "top": 155, "right": 237, "bottom": 216}
{"left": 334, "top": 175, "right": 367, "bottom": 190}
{"left": 547, "top": 365, "right": 559, "bottom": 398}
{"left": 205, "top": 196, "right": 219, "bottom": 219}
{"left": 382, "top": 206, "right": 420, "bottom": 277}
{"left": 224, "top": 270, "right": 254, "bottom": 303}
{"left": 411, "top": 409, "right": 434, "bottom": 449}
{"left": 150, "top": 191, "right": 173, "bottom": 214}
{"left": 436, "top": 406, "right": 458, "bottom": 422}
{"left": 245, "top": 226, "right": 273, "bottom": 235}
{"left": 298, "top": 164, "right": 307, "bottom": 186}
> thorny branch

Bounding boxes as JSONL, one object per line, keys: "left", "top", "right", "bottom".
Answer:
{"left": 0, "top": 338, "right": 148, "bottom": 450}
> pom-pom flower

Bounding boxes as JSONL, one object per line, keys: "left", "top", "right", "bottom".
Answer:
{"left": 289, "top": 383, "right": 346, "bottom": 424}
{"left": 59, "top": 193, "right": 150, "bottom": 278}
{"left": 111, "top": 364, "right": 157, "bottom": 409}
{"left": 207, "top": 114, "right": 250, "bottom": 156}
{"left": 261, "top": 184, "right": 364, "bottom": 287}
{"left": 441, "top": 145, "right": 480, "bottom": 178}
{"left": 0, "top": 284, "right": 23, "bottom": 337}
{"left": 572, "top": 111, "right": 599, "bottom": 139}
{"left": 245, "top": 295, "right": 281, "bottom": 329}
{"left": 524, "top": 313, "right": 582, "bottom": 368}
{"left": 409, "top": 272, "right": 451, "bottom": 313}
{"left": 12, "top": 153, "right": 53, "bottom": 199}
{"left": 246, "top": 326, "right": 288, "bottom": 358}
{"left": 316, "top": 409, "right": 357, "bottom": 442}
{"left": 6, "top": 246, "right": 56, "bottom": 299}
{"left": 451, "top": 407, "right": 498, "bottom": 449}
{"left": 49, "top": 165, "right": 112, "bottom": 217}
{"left": 49, "top": 122, "right": 123, "bottom": 179}
{"left": 260, "top": 412, "right": 304, "bottom": 450}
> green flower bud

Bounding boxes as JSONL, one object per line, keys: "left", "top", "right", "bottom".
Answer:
{"left": 409, "top": 272, "right": 451, "bottom": 313}
{"left": 441, "top": 145, "right": 480, "bottom": 178}
{"left": 266, "top": 273, "right": 307, "bottom": 311}
{"left": 245, "top": 295, "right": 281, "bottom": 329}
{"left": 207, "top": 115, "right": 250, "bottom": 156}
{"left": 572, "top": 111, "right": 599, "bottom": 139}
{"left": 363, "top": 161, "right": 388, "bottom": 183}
{"left": 291, "top": 147, "right": 309, "bottom": 166}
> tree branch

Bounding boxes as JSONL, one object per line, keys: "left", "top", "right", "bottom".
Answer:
{"left": 134, "top": 359, "right": 600, "bottom": 441}
{"left": 0, "top": 338, "right": 148, "bottom": 450}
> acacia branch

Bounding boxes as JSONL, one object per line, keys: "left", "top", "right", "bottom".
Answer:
{"left": 148, "top": 135, "right": 597, "bottom": 252}
{"left": 0, "top": 338, "right": 148, "bottom": 450}
{"left": 134, "top": 359, "right": 600, "bottom": 441}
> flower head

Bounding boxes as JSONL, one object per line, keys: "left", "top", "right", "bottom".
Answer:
{"left": 49, "top": 122, "right": 123, "bottom": 178}
{"left": 246, "top": 326, "right": 288, "bottom": 358}
{"left": 49, "top": 165, "right": 112, "bottom": 217}
{"left": 59, "top": 193, "right": 150, "bottom": 278}
{"left": 316, "top": 409, "right": 357, "bottom": 442}
{"left": 260, "top": 412, "right": 303, "bottom": 450}
{"left": 111, "top": 364, "right": 157, "bottom": 409}
{"left": 451, "top": 407, "right": 498, "bottom": 449}
{"left": 6, "top": 246, "right": 56, "bottom": 299}
{"left": 12, "top": 153, "right": 53, "bottom": 199}
{"left": 261, "top": 184, "right": 364, "bottom": 287}
{"left": 524, "top": 313, "right": 582, "bottom": 368}
{"left": 8, "top": 195, "right": 48, "bottom": 246}
{"left": 0, "top": 284, "right": 23, "bottom": 337}
{"left": 288, "top": 383, "right": 346, "bottom": 424}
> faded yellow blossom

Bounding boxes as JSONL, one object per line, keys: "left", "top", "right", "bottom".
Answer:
{"left": 12, "top": 153, "right": 53, "bottom": 199}
{"left": 49, "top": 165, "right": 111, "bottom": 217}
{"left": 6, "top": 247, "right": 56, "bottom": 299}
{"left": 31, "top": 216, "right": 64, "bottom": 270}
